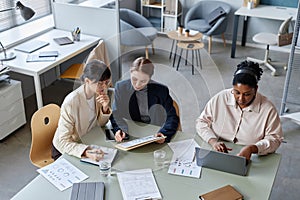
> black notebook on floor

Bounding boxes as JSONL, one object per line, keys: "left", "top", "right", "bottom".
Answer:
{"left": 70, "top": 182, "right": 104, "bottom": 200}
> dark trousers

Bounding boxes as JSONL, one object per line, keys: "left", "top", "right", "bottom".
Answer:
{"left": 51, "top": 144, "right": 62, "bottom": 160}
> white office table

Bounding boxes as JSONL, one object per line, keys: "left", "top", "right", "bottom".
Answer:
{"left": 11, "top": 122, "right": 281, "bottom": 200}
{"left": 5, "top": 29, "right": 100, "bottom": 109}
{"left": 231, "top": 5, "right": 297, "bottom": 58}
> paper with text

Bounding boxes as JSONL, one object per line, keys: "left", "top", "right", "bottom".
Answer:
{"left": 37, "top": 158, "right": 88, "bottom": 191}
{"left": 168, "top": 139, "right": 202, "bottom": 178}
{"left": 117, "top": 168, "right": 162, "bottom": 200}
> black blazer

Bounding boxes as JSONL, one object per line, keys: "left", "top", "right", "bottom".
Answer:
{"left": 110, "top": 79, "right": 179, "bottom": 142}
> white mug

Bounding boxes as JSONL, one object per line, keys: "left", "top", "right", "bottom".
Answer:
{"left": 247, "top": 2, "right": 253, "bottom": 10}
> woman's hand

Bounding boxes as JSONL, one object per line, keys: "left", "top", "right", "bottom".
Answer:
{"left": 96, "top": 94, "right": 110, "bottom": 114}
{"left": 208, "top": 138, "right": 232, "bottom": 153}
{"left": 115, "top": 130, "right": 127, "bottom": 142}
{"left": 155, "top": 133, "right": 166, "bottom": 144}
{"left": 237, "top": 145, "right": 258, "bottom": 160}
{"left": 83, "top": 148, "right": 104, "bottom": 162}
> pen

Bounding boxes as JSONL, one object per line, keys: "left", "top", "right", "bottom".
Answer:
{"left": 192, "top": 151, "right": 196, "bottom": 162}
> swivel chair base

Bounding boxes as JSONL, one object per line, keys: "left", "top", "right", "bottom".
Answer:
{"left": 247, "top": 44, "right": 277, "bottom": 76}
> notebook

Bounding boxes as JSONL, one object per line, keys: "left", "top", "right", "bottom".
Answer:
{"left": 39, "top": 51, "right": 59, "bottom": 57}
{"left": 70, "top": 182, "right": 104, "bottom": 200}
{"left": 53, "top": 37, "right": 74, "bottom": 45}
{"left": 15, "top": 40, "right": 49, "bottom": 53}
{"left": 199, "top": 185, "right": 243, "bottom": 200}
{"left": 195, "top": 147, "right": 250, "bottom": 176}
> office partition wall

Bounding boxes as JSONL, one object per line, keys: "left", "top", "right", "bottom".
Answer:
{"left": 52, "top": 2, "right": 121, "bottom": 82}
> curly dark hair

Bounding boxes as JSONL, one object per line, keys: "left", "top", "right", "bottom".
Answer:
{"left": 232, "top": 60, "right": 263, "bottom": 88}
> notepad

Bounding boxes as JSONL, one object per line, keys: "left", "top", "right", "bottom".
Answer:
{"left": 53, "top": 37, "right": 74, "bottom": 45}
{"left": 15, "top": 40, "right": 49, "bottom": 53}
{"left": 115, "top": 135, "right": 166, "bottom": 151}
{"left": 199, "top": 185, "right": 243, "bottom": 200}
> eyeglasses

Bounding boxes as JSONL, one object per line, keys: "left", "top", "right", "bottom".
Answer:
{"left": 231, "top": 89, "right": 256, "bottom": 97}
{"left": 95, "top": 79, "right": 111, "bottom": 87}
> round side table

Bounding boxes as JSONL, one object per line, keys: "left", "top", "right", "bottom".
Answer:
{"left": 167, "top": 30, "right": 203, "bottom": 67}
{"left": 176, "top": 41, "right": 205, "bottom": 75}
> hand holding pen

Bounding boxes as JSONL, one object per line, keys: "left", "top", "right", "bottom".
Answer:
{"left": 84, "top": 148, "right": 107, "bottom": 162}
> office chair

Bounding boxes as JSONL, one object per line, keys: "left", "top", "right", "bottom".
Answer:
{"left": 59, "top": 40, "right": 110, "bottom": 82}
{"left": 184, "top": 1, "right": 231, "bottom": 54}
{"left": 119, "top": 8, "right": 158, "bottom": 59}
{"left": 173, "top": 100, "right": 181, "bottom": 131}
{"left": 29, "top": 104, "right": 60, "bottom": 168}
{"left": 247, "top": 17, "right": 293, "bottom": 76}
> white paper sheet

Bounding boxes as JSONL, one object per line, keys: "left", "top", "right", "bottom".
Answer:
{"left": 37, "top": 158, "right": 88, "bottom": 191}
{"left": 117, "top": 168, "right": 162, "bottom": 200}
{"left": 168, "top": 139, "right": 202, "bottom": 178}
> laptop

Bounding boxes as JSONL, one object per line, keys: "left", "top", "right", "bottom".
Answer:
{"left": 195, "top": 147, "right": 250, "bottom": 176}
{"left": 15, "top": 40, "right": 49, "bottom": 53}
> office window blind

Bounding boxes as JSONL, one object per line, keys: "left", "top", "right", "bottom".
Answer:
{"left": 0, "top": 0, "right": 51, "bottom": 32}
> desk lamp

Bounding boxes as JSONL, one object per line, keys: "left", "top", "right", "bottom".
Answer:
{"left": 0, "top": 1, "right": 35, "bottom": 61}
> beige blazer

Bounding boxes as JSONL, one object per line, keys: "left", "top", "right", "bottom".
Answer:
{"left": 53, "top": 85, "right": 111, "bottom": 158}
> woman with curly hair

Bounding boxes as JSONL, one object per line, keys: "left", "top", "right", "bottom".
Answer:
{"left": 196, "top": 60, "right": 283, "bottom": 160}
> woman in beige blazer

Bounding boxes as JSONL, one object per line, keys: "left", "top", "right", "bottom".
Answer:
{"left": 52, "top": 60, "right": 112, "bottom": 161}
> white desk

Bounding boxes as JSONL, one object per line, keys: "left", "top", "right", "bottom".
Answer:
{"left": 5, "top": 29, "right": 100, "bottom": 109}
{"left": 231, "top": 5, "right": 297, "bottom": 58}
{"left": 11, "top": 122, "right": 281, "bottom": 200}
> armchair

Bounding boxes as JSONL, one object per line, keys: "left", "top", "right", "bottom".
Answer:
{"left": 119, "top": 8, "right": 157, "bottom": 58}
{"left": 184, "top": 1, "right": 231, "bottom": 53}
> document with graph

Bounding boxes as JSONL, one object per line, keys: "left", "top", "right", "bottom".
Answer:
{"left": 168, "top": 139, "right": 202, "bottom": 178}
{"left": 37, "top": 158, "right": 88, "bottom": 191}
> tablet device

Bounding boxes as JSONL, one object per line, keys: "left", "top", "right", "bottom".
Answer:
{"left": 195, "top": 147, "right": 250, "bottom": 176}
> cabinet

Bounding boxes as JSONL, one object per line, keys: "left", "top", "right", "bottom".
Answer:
{"left": 0, "top": 80, "right": 26, "bottom": 140}
{"left": 140, "top": 0, "right": 182, "bottom": 33}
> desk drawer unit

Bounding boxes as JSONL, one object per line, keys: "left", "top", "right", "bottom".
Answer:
{"left": 0, "top": 80, "right": 26, "bottom": 140}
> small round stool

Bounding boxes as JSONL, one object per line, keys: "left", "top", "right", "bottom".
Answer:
{"left": 176, "top": 41, "right": 204, "bottom": 75}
